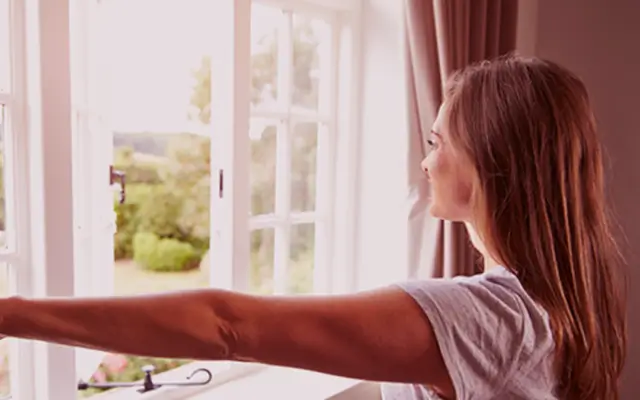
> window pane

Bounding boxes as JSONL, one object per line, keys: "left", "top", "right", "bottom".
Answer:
{"left": 291, "top": 122, "right": 317, "bottom": 212}
{"left": 0, "top": 263, "right": 11, "bottom": 397}
{"left": 292, "top": 13, "right": 331, "bottom": 112}
{"left": 0, "top": 105, "right": 8, "bottom": 248}
{"left": 0, "top": 0, "right": 9, "bottom": 93}
{"left": 83, "top": 0, "right": 216, "bottom": 395}
{"left": 250, "top": 118, "right": 277, "bottom": 215}
{"left": 288, "top": 223, "right": 314, "bottom": 294}
{"left": 251, "top": 3, "right": 279, "bottom": 109}
{"left": 250, "top": 228, "right": 275, "bottom": 294}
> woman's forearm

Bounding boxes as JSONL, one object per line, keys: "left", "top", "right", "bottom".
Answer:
{"left": 0, "top": 289, "right": 241, "bottom": 360}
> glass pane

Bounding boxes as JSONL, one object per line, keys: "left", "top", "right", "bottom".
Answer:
{"left": 0, "top": 263, "right": 11, "bottom": 397}
{"left": 288, "top": 224, "right": 314, "bottom": 294}
{"left": 292, "top": 13, "right": 331, "bottom": 112}
{"left": 0, "top": 105, "right": 7, "bottom": 248}
{"left": 291, "top": 122, "right": 317, "bottom": 212}
{"left": 84, "top": 1, "right": 217, "bottom": 395}
{"left": 250, "top": 118, "right": 277, "bottom": 215}
{"left": 251, "top": 3, "right": 279, "bottom": 108}
{"left": 250, "top": 228, "right": 275, "bottom": 294}
{"left": 0, "top": 0, "right": 9, "bottom": 93}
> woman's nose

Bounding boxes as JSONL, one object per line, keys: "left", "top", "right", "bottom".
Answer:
{"left": 420, "top": 158, "right": 429, "bottom": 174}
{"left": 420, "top": 158, "right": 430, "bottom": 178}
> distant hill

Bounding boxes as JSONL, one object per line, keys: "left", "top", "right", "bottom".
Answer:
{"left": 113, "top": 132, "right": 183, "bottom": 157}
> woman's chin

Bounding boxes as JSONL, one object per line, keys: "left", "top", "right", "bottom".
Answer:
{"left": 428, "top": 202, "right": 444, "bottom": 219}
{"left": 428, "top": 201, "right": 460, "bottom": 221}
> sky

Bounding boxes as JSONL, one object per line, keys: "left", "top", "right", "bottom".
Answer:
{"left": 100, "top": 0, "right": 277, "bottom": 133}
{"left": 0, "top": 0, "right": 288, "bottom": 133}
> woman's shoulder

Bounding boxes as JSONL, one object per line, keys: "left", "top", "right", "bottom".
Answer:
{"left": 392, "top": 267, "right": 556, "bottom": 399}
{"left": 397, "top": 266, "right": 551, "bottom": 327}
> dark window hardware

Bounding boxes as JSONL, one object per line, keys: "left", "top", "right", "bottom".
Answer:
{"left": 77, "top": 365, "right": 213, "bottom": 394}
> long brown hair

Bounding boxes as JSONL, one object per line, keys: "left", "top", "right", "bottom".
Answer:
{"left": 444, "top": 56, "right": 627, "bottom": 399}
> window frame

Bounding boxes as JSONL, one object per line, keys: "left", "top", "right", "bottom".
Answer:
{"left": 246, "top": 2, "right": 338, "bottom": 295}
{"left": 8, "top": 0, "right": 83, "bottom": 399}
{"left": 2, "top": 0, "right": 38, "bottom": 398}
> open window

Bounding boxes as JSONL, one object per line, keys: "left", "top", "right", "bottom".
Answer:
{"left": 10, "top": 0, "right": 361, "bottom": 398}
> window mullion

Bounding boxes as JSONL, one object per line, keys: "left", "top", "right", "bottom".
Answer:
{"left": 26, "top": 0, "right": 78, "bottom": 399}
{"left": 272, "top": 9, "right": 293, "bottom": 294}
{"left": 312, "top": 15, "right": 339, "bottom": 294}
{"left": 209, "top": 0, "right": 252, "bottom": 292}
{"left": 332, "top": 10, "right": 362, "bottom": 294}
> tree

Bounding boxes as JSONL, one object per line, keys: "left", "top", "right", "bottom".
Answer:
{"left": 172, "top": 15, "right": 323, "bottom": 292}
{"left": 161, "top": 133, "right": 211, "bottom": 244}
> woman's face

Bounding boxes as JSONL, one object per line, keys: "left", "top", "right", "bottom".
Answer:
{"left": 421, "top": 103, "right": 475, "bottom": 222}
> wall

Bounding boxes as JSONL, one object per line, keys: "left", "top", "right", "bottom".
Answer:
{"left": 533, "top": 0, "right": 640, "bottom": 398}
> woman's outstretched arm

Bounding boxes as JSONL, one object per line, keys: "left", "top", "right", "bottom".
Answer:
{"left": 0, "top": 287, "right": 451, "bottom": 387}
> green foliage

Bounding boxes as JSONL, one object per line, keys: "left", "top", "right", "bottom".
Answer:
{"left": 133, "top": 232, "right": 200, "bottom": 272}
{"left": 114, "top": 184, "right": 161, "bottom": 259}
{"left": 135, "top": 187, "right": 184, "bottom": 239}
{"left": 161, "top": 134, "right": 211, "bottom": 241}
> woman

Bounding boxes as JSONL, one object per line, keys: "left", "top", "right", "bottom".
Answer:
{"left": 0, "top": 56, "right": 627, "bottom": 399}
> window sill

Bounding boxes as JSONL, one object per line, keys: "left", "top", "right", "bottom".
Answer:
{"left": 86, "top": 362, "right": 378, "bottom": 400}
{"left": 86, "top": 361, "right": 264, "bottom": 400}
{"left": 184, "top": 366, "right": 373, "bottom": 400}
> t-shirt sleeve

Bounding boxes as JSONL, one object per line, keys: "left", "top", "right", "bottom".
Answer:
{"left": 396, "top": 275, "right": 528, "bottom": 399}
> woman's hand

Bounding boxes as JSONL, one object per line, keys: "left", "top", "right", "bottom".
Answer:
{"left": 0, "top": 287, "right": 452, "bottom": 389}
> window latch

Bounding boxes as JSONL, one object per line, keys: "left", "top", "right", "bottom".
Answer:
{"left": 109, "top": 165, "right": 126, "bottom": 204}
{"left": 219, "top": 169, "right": 224, "bottom": 198}
{"left": 77, "top": 364, "right": 213, "bottom": 394}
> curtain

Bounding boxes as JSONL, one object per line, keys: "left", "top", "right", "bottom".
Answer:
{"left": 404, "top": 0, "right": 519, "bottom": 279}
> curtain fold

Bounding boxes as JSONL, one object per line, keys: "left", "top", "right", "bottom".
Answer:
{"left": 405, "top": 0, "right": 519, "bottom": 279}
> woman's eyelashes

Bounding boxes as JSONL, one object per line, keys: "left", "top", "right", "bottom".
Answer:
{"left": 426, "top": 138, "right": 438, "bottom": 149}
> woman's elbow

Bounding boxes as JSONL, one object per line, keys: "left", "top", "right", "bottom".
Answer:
{"left": 167, "top": 289, "right": 242, "bottom": 361}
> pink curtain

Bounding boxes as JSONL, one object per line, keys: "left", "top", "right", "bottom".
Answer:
{"left": 405, "top": 0, "right": 519, "bottom": 279}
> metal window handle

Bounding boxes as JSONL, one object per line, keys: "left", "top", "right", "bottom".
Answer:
{"left": 77, "top": 364, "right": 213, "bottom": 393}
{"left": 110, "top": 165, "right": 126, "bottom": 204}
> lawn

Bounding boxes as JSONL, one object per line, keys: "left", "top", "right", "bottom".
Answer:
{"left": 113, "top": 259, "right": 209, "bottom": 295}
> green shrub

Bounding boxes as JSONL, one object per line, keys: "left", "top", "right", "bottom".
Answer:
{"left": 133, "top": 232, "right": 200, "bottom": 272}
{"left": 114, "top": 202, "right": 140, "bottom": 259}
{"left": 114, "top": 184, "right": 195, "bottom": 259}
{"left": 113, "top": 184, "right": 157, "bottom": 259}
{"left": 135, "top": 187, "right": 184, "bottom": 240}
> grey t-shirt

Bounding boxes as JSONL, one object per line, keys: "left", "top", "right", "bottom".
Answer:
{"left": 380, "top": 266, "right": 557, "bottom": 400}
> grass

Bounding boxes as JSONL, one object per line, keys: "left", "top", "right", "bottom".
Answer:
{"left": 113, "top": 259, "right": 209, "bottom": 295}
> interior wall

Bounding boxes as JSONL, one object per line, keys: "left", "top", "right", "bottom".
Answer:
{"left": 533, "top": 0, "right": 640, "bottom": 398}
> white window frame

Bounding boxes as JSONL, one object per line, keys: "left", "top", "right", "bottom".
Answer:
{"left": 208, "top": 0, "right": 364, "bottom": 299}
{"left": 6, "top": 0, "right": 85, "bottom": 399}
{"left": 1, "top": 0, "right": 38, "bottom": 399}
{"left": 4, "top": 0, "right": 362, "bottom": 399}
